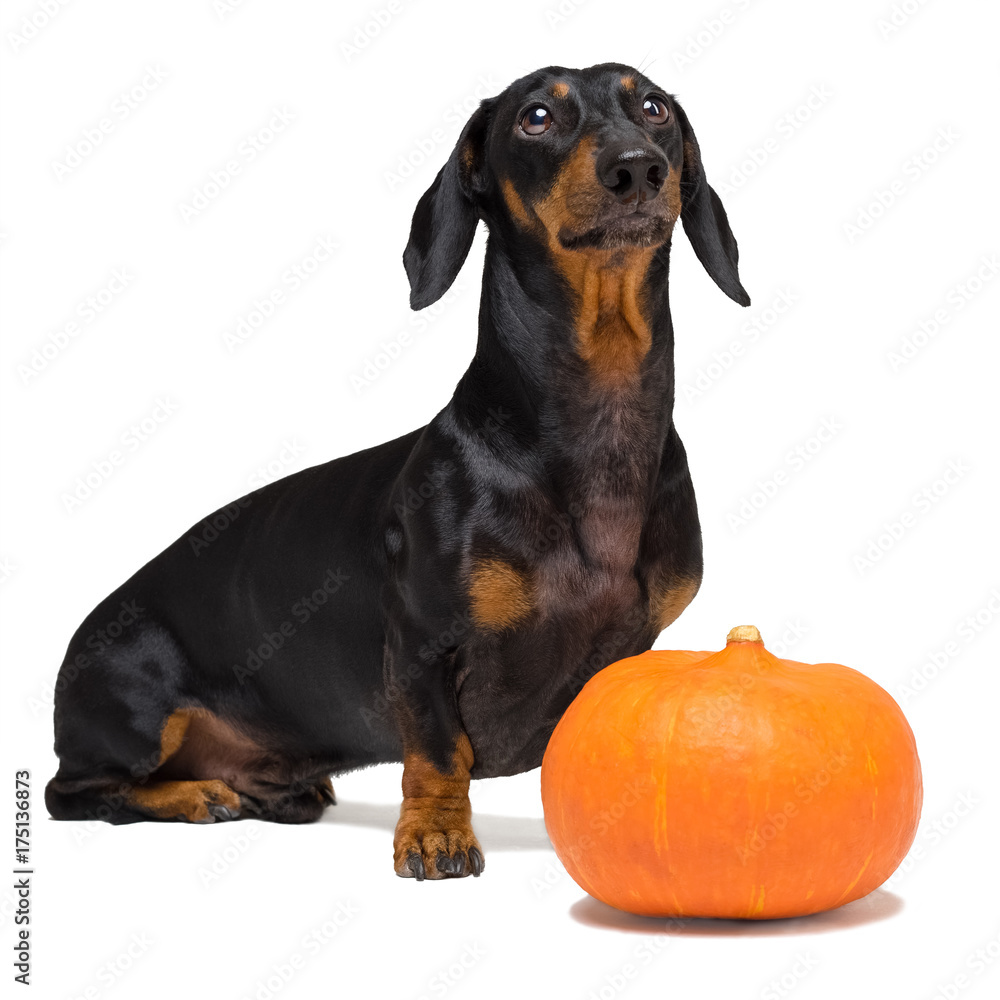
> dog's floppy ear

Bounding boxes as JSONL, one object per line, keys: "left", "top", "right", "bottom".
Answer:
{"left": 403, "top": 100, "right": 492, "bottom": 310}
{"left": 673, "top": 100, "right": 750, "bottom": 307}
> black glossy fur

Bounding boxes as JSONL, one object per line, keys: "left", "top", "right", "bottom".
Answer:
{"left": 46, "top": 64, "right": 749, "bottom": 872}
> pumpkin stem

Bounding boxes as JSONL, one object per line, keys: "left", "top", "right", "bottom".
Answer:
{"left": 726, "top": 625, "right": 763, "bottom": 644}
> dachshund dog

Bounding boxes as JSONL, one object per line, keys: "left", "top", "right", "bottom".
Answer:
{"left": 46, "top": 62, "right": 749, "bottom": 880}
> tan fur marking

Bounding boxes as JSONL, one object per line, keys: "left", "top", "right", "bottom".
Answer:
{"left": 532, "top": 137, "right": 604, "bottom": 246}
{"left": 126, "top": 778, "right": 241, "bottom": 822}
{"left": 620, "top": 75, "right": 635, "bottom": 91}
{"left": 469, "top": 558, "right": 534, "bottom": 630}
{"left": 665, "top": 164, "right": 682, "bottom": 222}
{"left": 573, "top": 256, "right": 656, "bottom": 381}
{"left": 155, "top": 707, "right": 279, "bottom": 793}
{"left": 394, "top": 733, "right": 481, "bottom": 878}
{"left": 123, "top": 708, "right": 251, "bottom": 820}
{"left": 400, "top": 732, "right": 474, "bottom": 800}
{"left": 682, "top": 139, "right": 699, "bottom": 185}
{"left": 157, "top": 710, "right": 192, "bottom": 765}
{"left": 501, "top": 177, "right": 532, "bottom": 228}
{"left": 529, "top": 138, "right": 680, "bottom": 384}
{"left": 551, "top": 81, "right": 570, "bottom": 98}
{"left": 650, "top": 577, "right": 701, "bottom": 635}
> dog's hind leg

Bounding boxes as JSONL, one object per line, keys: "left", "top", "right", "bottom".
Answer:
{"left": 46, "top": 703, "right": 244, "bottom": 824}
{"left": 46, "top": 622, "right": 244, "bottom": 824}
{"left": 46, "top": 619, "right": 338, "bottom": 825}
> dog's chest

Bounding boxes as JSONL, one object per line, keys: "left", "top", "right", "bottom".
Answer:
{"left": 535, "top": 401, "right": 658, "bottom": 620}
{"left": 531, "top": 496, "right": 646, "bottom": 630}
{"left": 460, "top": 497, "right": 656, "bottom": 778}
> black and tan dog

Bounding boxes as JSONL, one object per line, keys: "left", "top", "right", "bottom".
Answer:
{"left": 46, "top": 63, "right": 749, "bottom": 879}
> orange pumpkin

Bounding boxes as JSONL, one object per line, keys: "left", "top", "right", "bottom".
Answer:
{"left": 541, "top": 626, "right": 922, "bottom": 919}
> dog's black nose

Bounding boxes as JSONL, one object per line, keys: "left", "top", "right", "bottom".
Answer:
{"left": 597, "top": 145, "right": 668, "bottom": 204}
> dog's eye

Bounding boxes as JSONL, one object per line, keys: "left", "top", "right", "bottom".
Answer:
{"left": 520, "top": 106, "right": 553, "bottom": 135}
{"left": 642, "top": 96, "right": 669, "bottom": 125}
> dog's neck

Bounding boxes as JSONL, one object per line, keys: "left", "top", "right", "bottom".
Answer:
{"left": 450, "top": 231, "right": 676, "bottom": 483}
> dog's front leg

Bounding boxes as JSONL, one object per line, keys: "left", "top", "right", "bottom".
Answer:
{"left": 387, "top": 636, "right": 484, "bottom": 880}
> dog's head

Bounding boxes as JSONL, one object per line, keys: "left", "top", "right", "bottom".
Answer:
{"left": 403, "top": 63, "right": 749, "bottom": 310}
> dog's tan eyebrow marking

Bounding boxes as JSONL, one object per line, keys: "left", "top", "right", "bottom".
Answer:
{"left": 620, "top": 75, "right": 635, "bottom": 91}
{"left": 551, "top": 81, "right": 570, "bottom": 99}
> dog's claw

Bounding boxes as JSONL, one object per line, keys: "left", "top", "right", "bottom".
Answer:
{"left": 207, "top": 803, "right": 239, "bottom": 821}
{"left": 436, "top": 853, "right": 465, "bottom": 876}
{"left": 408, "top": 852, "right": 426, "bottom": 881}
{"left": 468, "top": 846, "right": 484, "bottom": 877}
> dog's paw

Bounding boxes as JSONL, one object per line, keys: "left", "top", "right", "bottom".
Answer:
{"left": 393, "top": 807, "right": 484, "bottom": 880}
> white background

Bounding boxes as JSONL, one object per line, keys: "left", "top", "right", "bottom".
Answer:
{"left": 2, "top": 0, "right": 999, "bottom": 997}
